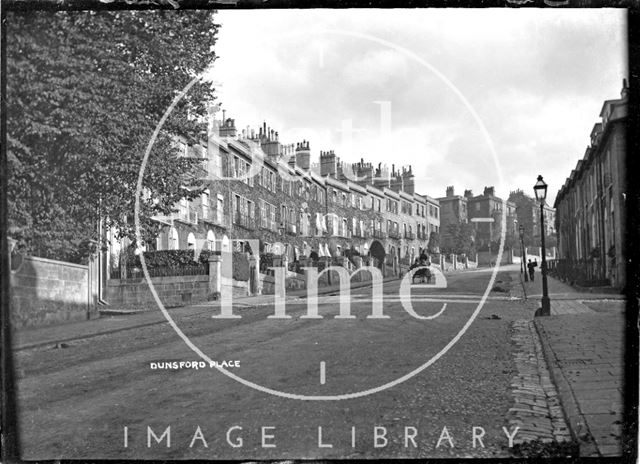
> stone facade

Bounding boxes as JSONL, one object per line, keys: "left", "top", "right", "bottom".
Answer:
{"left": 554, "top": 80, "right": 627, "bottom": 288}
{"left": 438, "top": 185, "right": 518, "bottom": 252}
{"left": 467, "top": 186, "right": 518, "bottom": 251}
{"left": 119, "top": 115, "right": 441, "bottom": 274}
{"left": 508, "top": 189, "right": 556, "bottom": 249}
{"left": 437, "top": 186, "right": 469, "bottom": 249}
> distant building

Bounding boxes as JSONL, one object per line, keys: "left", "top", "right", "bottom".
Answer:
{"left": 438, "top": 186, "right": 469, "bottom": 225}
{"left": 467, "top": 186, "right": 517, "bottom": 251}
{"left": 554, "top": 80, "right": 628, "bottom": 288}
{"left": 437, "top": 185, "right": 517, "bottom": 254}
{"left": 437, "top": 186, "right": 470, "bottom": 251}
{"left": 508, "top": 189, "right": 556, "bottom": 248}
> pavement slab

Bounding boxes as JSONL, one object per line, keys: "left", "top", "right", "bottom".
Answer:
{"left": 535, "top": 312, "right": 625, "bottom": 458}
{"left": 508, "top": 269, "right": 629, "bottom": 458}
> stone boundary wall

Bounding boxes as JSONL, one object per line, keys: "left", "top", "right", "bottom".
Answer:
{"left": 11, "top": 256, "right": 98, "bottom": 328}
{"left": 106, "top": 275, "right": 208, "bottom": 308}
{"left": 106, "top": 275, "right": 249, "bottom": 308}
{"left": 477, "top": 250, "right": 512, "bottom": 266}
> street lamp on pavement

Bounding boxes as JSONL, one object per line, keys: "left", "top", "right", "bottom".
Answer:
{"left": 534, "top": 175, "right": 550, "bottom": 316}
{"left": 519, "top": 223, "right": 528, "bottom": 282}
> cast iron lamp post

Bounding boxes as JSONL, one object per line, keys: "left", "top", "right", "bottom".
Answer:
{"left": 519, "top": 223, "right": 528, "bottom": 282}
{"left": 534, "top": 175, "right": 550, "bottom": 316}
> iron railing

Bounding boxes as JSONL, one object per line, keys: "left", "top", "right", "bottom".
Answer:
{"left": 552, "top": 258, "right": 609, "bottom": 287}
{"left": 175, "top": 207, "right": 198, "bottom": 225}
{"left": 388, "top": 230, "right": 401, "bottom": 239}
{"left": 110, "top": 263, "right": 209, "bottom": 280}
{"left": 258, "top": 217, "right": 278, "bottom": 232}
{"left": 352, "top": 229, "right": 367, "bottom": 238}
{"left": 234, "top": 213, "right": 257, "bottom": 230}
{"left": 201, "top": 207, "right": 229, "bottom": 228}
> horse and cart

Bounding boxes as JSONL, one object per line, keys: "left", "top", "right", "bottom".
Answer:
{"left": 409, "top": 257, "right": 433, "bottom": 284}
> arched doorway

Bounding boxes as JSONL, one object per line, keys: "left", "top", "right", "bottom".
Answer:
{"left": 369, "top": 240, "right": 386, "bottom": 269}
{"left": 168, "top": 227, "right": 179, "bottom": 250}
{"left": 187, "top": 232, "right": 196, "bottom": 250}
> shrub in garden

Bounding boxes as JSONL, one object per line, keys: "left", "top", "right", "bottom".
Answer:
{"left": 128, "top": 248, "right": 251, "bottom": 281}
{"left": 199, "top": 249, "right": 251, "bottom": 281}
{"left": 133, "top": 249, "right": 200, "bottom": 268}
{"left": 260, "top": 253, "right": 274, "bottom": 272}
{"left": 232, "top": 251, "right": 250, "bottom": 281}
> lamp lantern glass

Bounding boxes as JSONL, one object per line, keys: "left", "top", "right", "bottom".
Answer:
{"left": 534, "top": 175, "right": 548, "bottom": 203}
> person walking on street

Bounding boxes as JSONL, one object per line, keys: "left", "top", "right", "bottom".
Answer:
{"left": 527, "top": 259, "right": 537, "bottom": 281}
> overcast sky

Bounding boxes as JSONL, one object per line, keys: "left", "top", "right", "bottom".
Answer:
{"left": 209, "top": 9, "right": 627, "bottom": 205}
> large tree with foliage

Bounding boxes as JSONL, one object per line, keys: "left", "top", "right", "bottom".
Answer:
{"left": 508, "top": 189, "right": 536, "bottom": 246}
{"left": 441, "top": 222, "right": 476, "bottom": 257}
{"left": 427, "top": 231, "right": 440, "bottom": 254}
{"left": 7, "top": 9, "right": 218, "bottom": 263}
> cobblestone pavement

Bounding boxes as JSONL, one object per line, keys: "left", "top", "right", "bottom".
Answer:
{"left": 508, "top": 269, "right": 627, "bottom": 458}
{"left": 507, "top": 320, "right": 572, "bottom": 445}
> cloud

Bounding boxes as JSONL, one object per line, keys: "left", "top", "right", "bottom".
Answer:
{"left": 212, "top": 9, "right": 627, "bottom": 205}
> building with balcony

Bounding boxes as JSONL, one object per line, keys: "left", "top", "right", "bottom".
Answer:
{"left": 113, "top": 113, "right": 441, "bottom": 275}
{"left": 554, "top": 80, "right": 628, "bottom": 288}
